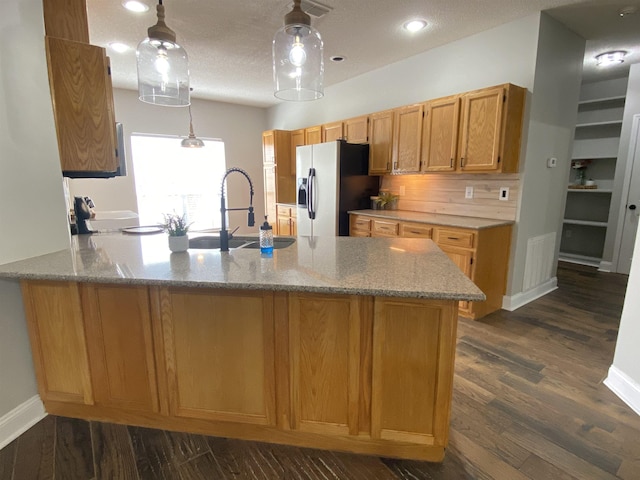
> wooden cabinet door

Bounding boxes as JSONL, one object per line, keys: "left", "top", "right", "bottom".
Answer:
{"left": 368, "top": 110, "right": 394, "bottom": 175}
{"left": 372, "top": 297, "right": 457, "bottom": 446}
{"left": 392, "top": 104, "right": 423, "bottom": 173}
{"left": 82, "top": 284, "right": 159, "bottom": 412}
{"left": 322, "top": 121, "right": 344, "bottom": 142}
{"left": 438, "top": 245, "right": 474, "bottom": 313}
{"left": 288, "top": 294, "right": 364, "bottom": 436}
{"left": 277, "top": 216, "right": 292, "bottom": 236}
{"left": 344, "top": 116, "right": 368, "bottom": 143}
{"left": 290, "top": 216, "right": 297, "bottom": 236}
{"left": 458, "top": 86, "right": 505, "bottom": 172}
{"left": 305, "top": 126, "right": 322, "bottom": 145}
{"left": 291, "top": 129, "right": 305, "bottom": 175}
{"left": 422, "top": 96, "right": 460, "bottom": 172}
{"left": 159, "top": 288, "right": 276, "bottom": 425}
{"left": 21, "top": 281, "right": 93, "bottom": 405}
{"left": 46, "top": 37, "right": 118, "bottom": 174}
{"left": 262, "top": 130, "right": 276, "bottom": 164}
{"left": 43, "top": 0, "right": 89, "bottom": 42}
{"left": 264, "top": 164, "right": 277, "bottom": 226}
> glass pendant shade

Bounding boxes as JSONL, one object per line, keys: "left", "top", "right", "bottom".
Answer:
{"left": 137, "top": 2, "right": 190, "bottom": 106}
{"left": 273, "top": 0, "right": 323, "bottom": 101}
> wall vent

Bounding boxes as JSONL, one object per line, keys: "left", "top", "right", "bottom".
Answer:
{"left": 523, "top": 232, "right": 556, "bottom": 291}
{"left": 300, "top": 0, "right": 332, "bottom": 18}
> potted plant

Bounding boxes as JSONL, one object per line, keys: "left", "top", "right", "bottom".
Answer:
{"left": 376, "top": 191, "right": 399, "bottom": 210}
{"left": 162, "top": 212, "right": 191, "bottom": 252}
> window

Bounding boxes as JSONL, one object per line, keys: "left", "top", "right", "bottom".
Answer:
{"left": 130, "top": 134, "right": 226, "bottom": 231}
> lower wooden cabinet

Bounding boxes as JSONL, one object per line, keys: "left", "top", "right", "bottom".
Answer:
{"left": 22, "top": 281, "right": 94, "bottom": 406}
{"left": 158, "top": 288, "right": 276, "bottom": 425}
{"left": 81, "top": 284, "right": 159, "bottom": 412}
{"left": 276, "top": 203, "right": 297, "bottom": 236}
{"left": 20, "top": 281, "right": 458, "bottom": 461}
{"left": 348, "top": 214, "right": 512, "bottom": 319}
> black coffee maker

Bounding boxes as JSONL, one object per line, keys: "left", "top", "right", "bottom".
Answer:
{"left": 73, "top": 196, "right": 93, "bottom": 234}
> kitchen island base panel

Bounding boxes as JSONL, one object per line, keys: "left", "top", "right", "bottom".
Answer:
{"left": 41, "top": 400, "right": 447, "bottom": 462}
{"left": 22, "top": 280, "right": 459, "bottom": 462}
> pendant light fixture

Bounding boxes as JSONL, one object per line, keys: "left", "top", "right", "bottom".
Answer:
{"left": 137, "top": 0, "right": 190, "bottom": 106}
{"left": 181, "top": 100, "right": 205, "bottom": 148}
{"left": 273, "top": 0, "right": 324, "bottom": 101}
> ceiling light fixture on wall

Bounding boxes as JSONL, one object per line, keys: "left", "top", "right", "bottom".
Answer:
{"left": 596, "top": 51, "right": 627, "bottom": 67}
{"left": 273, "top": 0, "right": 324, "bottom": 101}
{"left": 136, "top": 0, "right": 190, "bottom": 106}
{"left": 181, "top": 95, "right": 204, "bottom": 148}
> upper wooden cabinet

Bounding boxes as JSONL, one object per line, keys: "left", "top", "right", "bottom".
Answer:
{"left": 305, "top": 125, "right": 322, "bottom": 145}
{"left": 291, "top": 129, "right": 305, "bottom": 175}
{"left": 344, "top": 116, "right": 368, "bottom": 143}
{"left": 262, "top": 130, "right": 295, "bottom": 218}
{"left": 368, "top": 110, "right": 394, "bottom": 175}
{"left": 322, "top": 121, "right": 344, "bottom": 142}
{"left": 458, "top": 84, "right": 526, "bottom": 173}
{"left": 46, "top": 37, "right": 118, "bottom": 175}
{"left": 392, "top": 104, "right": 423, "bottom": 173}
{"left": 43, "top": 0, "right": 89, "bottom": 42}
{"left": 421, "top": 95, "right": 461, "bottom": 172}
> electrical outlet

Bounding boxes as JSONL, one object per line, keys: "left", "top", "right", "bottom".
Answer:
{"left": 399, "top": 185, "right": 406, "bottom": 196}
{"left": 465, "top": 186, "right": 474, "bottom": 199}
{"left": 499, "top": 187, "right": 509, "bottom": 201}
{"left": 547, "top": 157, "right": 557, "bottom": 168}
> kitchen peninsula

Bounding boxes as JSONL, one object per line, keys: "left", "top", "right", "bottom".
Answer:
{"left": 0, "top": 233, "right": 483, "bottom": 461}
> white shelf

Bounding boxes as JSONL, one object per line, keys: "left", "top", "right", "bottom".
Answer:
{"left": 563, "top": 219, "right": 608, "bottom": 227}
{"left": 566, "top": 188, "right": 613, "bottom": 193}
{"left": 558, "top": 252, "right": 602, "bottom": 267}
{"left": 578, "top": 95, "right": 625, "bottom": 106}
{"left": 575, "top": 120, "right": 623, "bottom": 128}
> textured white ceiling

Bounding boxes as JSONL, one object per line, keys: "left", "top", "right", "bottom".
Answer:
{"left": 87, "top": 0, "right": 640, "bottom": 107}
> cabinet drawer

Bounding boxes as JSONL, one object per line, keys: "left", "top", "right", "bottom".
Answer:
{"left": 436, "top": 228, "right": 475, "bottom": 248}
{"left": 276, "top": 204, "right": 293, "bottom": 217}
{"left": 373, "top": 220, "right": 399, "bottom": 237}
{"left": 399, "top": 222, "right": 432, "bottom": 238}
{"left": 351, "top": 216, "right": 371, "bottom": 232}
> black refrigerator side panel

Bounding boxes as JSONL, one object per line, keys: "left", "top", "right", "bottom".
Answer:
{"left": 338, "top": 141, "right": 380, "bottom": 235}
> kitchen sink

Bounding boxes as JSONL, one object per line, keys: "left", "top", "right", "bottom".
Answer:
{"left": 188, "top": 235, "right": 295, "bottom": 250}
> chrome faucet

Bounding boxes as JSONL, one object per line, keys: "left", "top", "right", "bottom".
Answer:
{"left": 220, "top": 167, "right": 255, "bottom": 251}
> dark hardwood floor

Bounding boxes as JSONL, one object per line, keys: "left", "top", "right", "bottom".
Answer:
{"left": 1, "top": 262, "right": 638, "bottom": 479}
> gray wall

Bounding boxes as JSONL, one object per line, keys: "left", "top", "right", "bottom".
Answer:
{"left": 0, "top": 0, "right": 70, "bottom": 416}
{"left": 267, "top": 14, "right": 540, "bottom": 129}
{"left": 69, "top": 89, "right": 268, "bottom": 234}
{"left": 510, "top": 13, "right": 585, "bottom": 294}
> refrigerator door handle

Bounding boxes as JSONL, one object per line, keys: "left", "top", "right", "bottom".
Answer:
{"left": 307, "top": 167, "right": 316, "bottom": 220}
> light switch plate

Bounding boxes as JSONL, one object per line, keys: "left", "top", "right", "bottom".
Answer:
{"left": 547, "top": 157, "right": 557, "bottom": 168}
{"left": 399, "top": 185, "right": 406, "bottom": 196}
{"left": 465, "top": 186, "right": 474, "bottom": 199}
{"left": 499, "top": 187, "right": 509, "bottom": 201}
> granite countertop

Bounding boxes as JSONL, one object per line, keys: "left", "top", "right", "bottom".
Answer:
{"left": 0, "top": 232, "right": 485, "bottom": 301}
{"left": 348, "top": 210, "right": 514, "bottom": 229}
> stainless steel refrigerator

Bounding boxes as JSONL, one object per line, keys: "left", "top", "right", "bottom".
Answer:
{"left": 296, "top": 140, "right": 379, "bottom": 236}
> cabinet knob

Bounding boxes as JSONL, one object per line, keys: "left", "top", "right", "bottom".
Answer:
{"left": 630, "top": 204, "right": 637, "bottom": 210}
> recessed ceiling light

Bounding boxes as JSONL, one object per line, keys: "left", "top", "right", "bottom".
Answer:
{"left": 108, "top": 42, "right": 130, "bottom": 53}
{"left": 403, "top": 19, "right": 427, "bottom": 33}
{"left": 596, "top": 51, "right": 627, "bottom": 66}
{"left": 619, "top": 6, "right": 637, "bottom": 17}
{"left": 330, "top": 55, "right": 346, "bottom": 62}
{"left": 122, "top": 1, "right": 149, "bottom": 13}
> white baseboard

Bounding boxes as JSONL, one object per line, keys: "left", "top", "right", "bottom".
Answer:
{"left": 599, "top": 261, "right": 613, "bottom": 273}
{"left": 604, "top": 366, "right": 640, "bottom": 417}
{"left": 502, "top": 277, "right": 558, "bottom": 311}
{"left": 0, "top": 395, "right": 46, "bottom": 450}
